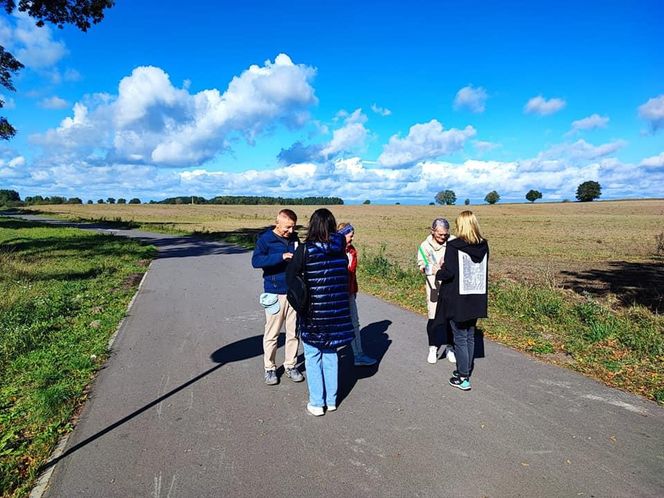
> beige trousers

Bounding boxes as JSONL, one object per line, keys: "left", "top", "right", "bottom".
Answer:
{"left": 263, "top": 294, "right": 299, "bottom": 370}
{"left": 425, "top": 275, "right": 440, "bottom": 319}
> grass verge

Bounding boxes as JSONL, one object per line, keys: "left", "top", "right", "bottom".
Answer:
{"left": 358, "top": 245, "right": 664, "bottom": 404}
{"left": 0, "top": 217, "right": 156, "bottom": 497}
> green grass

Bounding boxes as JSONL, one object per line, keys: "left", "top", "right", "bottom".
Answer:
{"left": 358, "top": 248, "right": 664, "bottom": 405}
{"left": 0, "top": 217, "right": 156, "bottom": 497}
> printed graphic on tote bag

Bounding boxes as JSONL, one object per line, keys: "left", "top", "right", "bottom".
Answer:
{"left": 458, "top": 252, "right": 487, "bottom": 295}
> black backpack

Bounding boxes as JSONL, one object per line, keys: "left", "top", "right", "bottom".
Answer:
{"left": 287, "top": 245, "right": 309, "bottom": 314}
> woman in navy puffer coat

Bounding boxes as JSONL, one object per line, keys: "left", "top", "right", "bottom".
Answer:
{"left": 287, "top": 208, "right": 355, "bottom": 416}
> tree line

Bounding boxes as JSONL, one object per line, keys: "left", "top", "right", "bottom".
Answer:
{"left": 157, "top": 195, "right": 344, "bottom": 205}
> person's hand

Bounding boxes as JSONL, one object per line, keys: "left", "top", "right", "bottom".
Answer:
{"left": 283, "top": 252, "right": 293, "bottom": 260}
{"left": 419, "top": 266, "right": 426, "bottom": 274}
{"left": 432, "top": 263, "right": 441, "bottom": 273}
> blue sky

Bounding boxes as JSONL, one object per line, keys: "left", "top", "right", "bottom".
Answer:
{"left": 1, "top": 0, "right": 663, "bottom": 203}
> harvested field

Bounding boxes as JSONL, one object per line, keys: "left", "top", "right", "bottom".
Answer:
{"left": 27, "top": 200, "right": 664, "bottom": 312}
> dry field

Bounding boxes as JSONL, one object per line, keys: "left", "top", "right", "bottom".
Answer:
{"left": 29, "top": 200, "right": 664, "bottom": 301}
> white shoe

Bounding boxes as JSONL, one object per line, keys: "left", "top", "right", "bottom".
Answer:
{"left": 327, "top": 405, "right": 337, "bottom": 412}
{"left": 307, "top": 403, "right": 324, "bottom": 416}
{"left": 446, "top": 349, "right": 457, "bottom": 364}
{"left": 427, "top": 346, "right": 438, "bottom": 364}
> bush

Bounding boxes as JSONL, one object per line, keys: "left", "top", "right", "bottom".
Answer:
{"left": 128, "top": 198, "right": 141, "bottom": 204}
{"left": 526, "top": 189, "right": 542, "bottom": 203}
{"left": 576, "top": 181, "right": 601, "bottom": 202}
{"left": 484, "top": 191, "right": 500, "bottom": 204}
{"left": 435, "top": 190, "right": 456, "bottom": 205}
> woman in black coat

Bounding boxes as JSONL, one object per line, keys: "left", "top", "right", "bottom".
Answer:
{"left": 434, "top": 211, "right": 489, "bottom": 391}
{"left": 287, "top": 208, "right": 355, "bottom": 415}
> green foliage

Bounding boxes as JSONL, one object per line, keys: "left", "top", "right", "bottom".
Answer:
{"left": 0, "top": 216, "right": 154, "bottom": 496}
{"left": 363, "top": 199, "right": 371, "bottom": 205}
{"left": 128, "top": 198, "right": 141, "bottom": 204}
{"left": 159, "top": 195, "right": 344, "bottom": 205}
{"left": 576, "top": 180, "right": 601, "bottom": 202}
{"left": 106, "top": 197, "right": 116, "bottom": 204}
{"left": 1, "top": 1, "right": 114, "bottom": 141}
{"left": 484, "top": 190, "right": 500, "bottom": 204}
{"left": 526, "top": 189, "right": 543, "bottom": 203}
{"left": 117, "top": 198, "right": 126, "bottom": 204}
{"left": 435, "top": 189, "right": 456, "bottom": 205}
{"left": 97, "top": 199, "right": 105, "bottom": 204}
{"left": 0, "top": 189, "right": 20, "bottom": 205}
{"left": 464, "top": 198, "right": 470, "bottom": 205}
{"left": 86, "top": 199, "right": 93, "bottom": 204}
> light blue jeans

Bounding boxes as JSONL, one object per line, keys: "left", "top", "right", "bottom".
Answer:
{"left": 303, "top": 341, "right": 338, "bottom": 408}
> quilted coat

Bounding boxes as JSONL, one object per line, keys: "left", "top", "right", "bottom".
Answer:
{"left": 286, "top": 232, "right": 355, "bottom": 348}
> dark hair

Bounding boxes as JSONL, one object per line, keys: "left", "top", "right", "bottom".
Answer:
{"left": 305, "top": 208, "right": 337, "bottom": 243}
{"left": 278, "top": 208, "right": 297, "bottom": 223}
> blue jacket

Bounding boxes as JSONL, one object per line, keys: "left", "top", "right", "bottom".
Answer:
{"left": 252, "top": 229, "right": 299, "bottom": 294}
{"left": 286, "top": 233, "right": 355, "bottom": 349}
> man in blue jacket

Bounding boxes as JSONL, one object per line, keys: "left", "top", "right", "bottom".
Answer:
{"left": 252, "top": 209, "right": 304, "bottom": 385}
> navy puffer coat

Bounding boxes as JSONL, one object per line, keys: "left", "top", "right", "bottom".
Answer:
{"left": 286, "top": 233, "right": 355, "bottom": 349}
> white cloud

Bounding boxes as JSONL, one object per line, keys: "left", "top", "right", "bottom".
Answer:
{"left": 378, "top": 120, "right": 476, "bottom": 168}
{"left": 31, "top": 54, "right": 318, "bottom": 167}
{"left": 640, "top": 152, "right": 664, "bottom": 168}
{"left": 10, "top": 136, "right": 663, "bottom": 202}
{"left": 473, "top": 140, "right": 501, "bottom": 153}
{"left": 638, "top": 94, "right": 664, "bottom": 132}
{"left": 567, "top": 114, "right": 609, "bottom": 135}
{"left": 321, "top": 109, "right": 369, "bottom": 157}
{"left": 0, "top": 12, "right": 68, "bottom": 69}
{"left": 453, "top": 85, "right": 488, "bottom": 113}
{"left": 370, "top": 103, "right": 392, "bottom": 116}
{"left": 39, "top": 96, "right": 69, "bottom": 109}
{"left": 524, "top": 95, "right": 566, "bottom": 116}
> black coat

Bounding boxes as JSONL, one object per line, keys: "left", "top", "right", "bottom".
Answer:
{"left": 434, "top": 237, "right": 489, "bottom": 325}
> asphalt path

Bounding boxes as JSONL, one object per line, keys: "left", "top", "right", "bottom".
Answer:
{"left": 10, "top": 215, "right": 663, "bottom": 497}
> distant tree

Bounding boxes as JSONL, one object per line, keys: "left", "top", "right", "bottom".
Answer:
{"left": 395, "top": 202, "right": 401, "bottom": 205}
{"left": 464, "top": 198, "right": 470, "bottom": 205}
{"left": 576, "top": 181, "right": 601, "bottom": 202}
{"left": 66, "top": 197, "right": 83, "bottom": 204}
{"left": 106, "top": 197, "right": 115, "bottom": 204}
{"left": 484, "top": 191, "right": 500, "bottom": 204}
{"left": 87, "top": 199, "right": 93, "bottom": 204}
{"left": 435, "top": 189, "right": 456, "bottom": 205}
{"left": 117, "top": 198, "right": 126, "bottom": 204}
{"left": 428, "top": 202, "right": 435, "bottom": 205}
{"left": 128, "top": 198, "right": 141, "bottom": 204}
{"left": 0, "top": 189, "right": 20, "bottom": 205}
{"left": 97, "top": 199, "right": 105, "bottom": 204}
{"left": 526, "top": 189, "right": 543, "bottom": 203}
{"left": 363, "top": 200, "right": 371, "bottom": 205}
{"left": 1, "top": 0, "right": 115, "bottom": 140}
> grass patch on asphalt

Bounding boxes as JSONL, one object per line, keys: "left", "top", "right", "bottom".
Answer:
{"left": 0, "top": 217, "right": 156, "bottom": 497}
{"left": 358, "top": 246, "right": 664, "bottom": 405}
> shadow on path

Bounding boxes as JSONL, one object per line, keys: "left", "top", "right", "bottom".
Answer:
{"left": 338, "top": 320, "right": 392, "bottom": 405}
{"left": 39, "top": 334, "right": 268, "bottom": 472}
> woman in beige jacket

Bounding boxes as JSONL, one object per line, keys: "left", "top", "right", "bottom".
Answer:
{"left": 417, "top": 218, "right": 456, "bottom": 364}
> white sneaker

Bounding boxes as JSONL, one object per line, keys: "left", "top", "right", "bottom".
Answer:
{"left": 307, "top": 403, "right": 324, "bottom": 416}
{"left": 446, "top": 348, "right": 457, "bottom": 364}
{"left": 427, "top": 346, "right": 438, "bottom": 364}
{"left": 327, "top": 405, "right": 337, "bottom": 412}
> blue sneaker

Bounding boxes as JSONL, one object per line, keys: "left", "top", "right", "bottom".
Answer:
{"left": 449, "top": 376, "right": 471, "bottom": 391}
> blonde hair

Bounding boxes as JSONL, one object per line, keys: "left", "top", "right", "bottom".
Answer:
{"left": 455, "top": 211, "right": 484, "bottom": 245}
{"left": 337, "top": 222, "right": 350, "bottom": 230}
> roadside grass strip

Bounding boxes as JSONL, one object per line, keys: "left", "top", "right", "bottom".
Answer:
{"left": 0, "top": 217, "right": 156, "bottom": 497}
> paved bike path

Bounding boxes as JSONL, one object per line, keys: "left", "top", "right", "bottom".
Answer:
{"left": 13, "top": 215, "right": 662, "bottom": 497}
